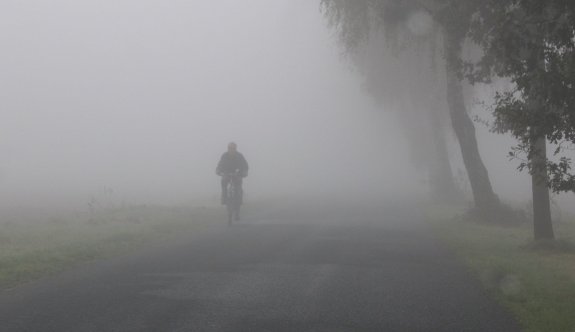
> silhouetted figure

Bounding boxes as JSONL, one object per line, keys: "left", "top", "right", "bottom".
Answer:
{"left": 216, "top": 142, "right": 249, "bottom": 205}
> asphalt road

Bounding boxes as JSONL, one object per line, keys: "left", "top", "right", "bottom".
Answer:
{"left": 0, "top": 201, "right": 521, "bottom": 332}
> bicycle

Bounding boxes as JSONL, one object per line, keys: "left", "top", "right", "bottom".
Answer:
{"left": 223, "top": 172, "right": 242, "bottom": 226}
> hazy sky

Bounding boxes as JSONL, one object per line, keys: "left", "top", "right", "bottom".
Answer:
{"left": 0, "top": 0, "right": 417, "bottom": 207}
{"left": 2, "top": 0, "right": 571, "bottom": 212}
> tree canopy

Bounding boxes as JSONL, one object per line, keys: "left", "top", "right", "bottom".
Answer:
{"left": 321, "top": 0, "right": 502, "bottom": 215}
{"left": 467, "top": 0, "right": 575, "bottom": 193}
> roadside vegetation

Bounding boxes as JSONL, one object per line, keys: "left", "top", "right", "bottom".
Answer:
{"left": 0, "top": 205, "right": 222, "bottom": 290}
{"left": 428, "top": 203, "right": 575, "bottom": 332}
{"left": 321, "top": 1, "right": 575, "bottom": 242}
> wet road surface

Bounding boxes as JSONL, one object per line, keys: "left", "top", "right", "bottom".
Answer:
{"left": 0, "top": 201, "right": 521, "bottom": 331}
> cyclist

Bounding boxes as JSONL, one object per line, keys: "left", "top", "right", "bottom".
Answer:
{"left": 216, "top": 142, "right": 249, "bottom": 205}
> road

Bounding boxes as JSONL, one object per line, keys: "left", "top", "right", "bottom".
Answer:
{"left": 0, "top": 200, "right": 521, "bottom": 331}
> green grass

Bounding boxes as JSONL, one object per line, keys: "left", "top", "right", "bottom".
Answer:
{"left": 0, "top": 205, "right": 223, "bottom": 289}
{"left": 427, "top": 203, "right": 575, "bottom": 332}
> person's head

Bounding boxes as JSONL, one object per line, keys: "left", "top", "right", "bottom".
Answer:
{"left": 227, "top": 142, "right": 237, "bottom": 153}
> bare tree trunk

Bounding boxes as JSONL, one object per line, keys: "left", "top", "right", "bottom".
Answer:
{"left": 426, "top": 30, "right": 460, "bottom": 202}
{"left": 398, "top": 95, "right": 459, "bottom": 201}
{"left": 530, "top": 136, "right": 554, "bottom": 240}
{"left": 443, "top": 32, "right": 500, "bottom": 215}
{"left": 429, "top": 107, "right": 460, "bottom": 201}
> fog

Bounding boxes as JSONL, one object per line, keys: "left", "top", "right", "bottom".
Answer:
{"left": 0, "top": 0, "right": 571, "bottom": 214}
{"left": 0, "top": 0, "right": 417, "bottom": 209}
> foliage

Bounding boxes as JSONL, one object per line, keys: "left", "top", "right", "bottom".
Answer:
{"left": 321, "top": 0, "right": 431, "bottom": 52}
{"left": 322, "top": 0, "right": 575, "bottom": 194}
{"left": 466, "top": 0, "right": 575, "bottom": 192}
{"left": 321, "top": 0, "right": 505, "bottom": 213}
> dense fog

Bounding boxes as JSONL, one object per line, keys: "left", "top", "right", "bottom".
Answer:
{"left": 0, "top": 0, "right": 572, "bottom": 213}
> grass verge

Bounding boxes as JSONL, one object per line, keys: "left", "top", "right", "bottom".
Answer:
{"left": 0, "top": 205, "right": 223, "bottom": 290}
{"left": 427, "top": 203, "right": 575, "bottom": 332}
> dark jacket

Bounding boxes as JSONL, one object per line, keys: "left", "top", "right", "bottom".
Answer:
{"left": 216, "top": 152, "right": 249, "bottom": 177}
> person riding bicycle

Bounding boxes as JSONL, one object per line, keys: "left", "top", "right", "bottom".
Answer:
{"left": 216, "top": 142, "right": 249, "bottom": 205}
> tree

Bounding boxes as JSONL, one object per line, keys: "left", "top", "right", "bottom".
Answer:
{"left": 321, "top": 0, "right": 501, "bottom": 216}
{"left": 466, "top": 0, "right": 575, "bottom": 239}
{"left": 358, "top": 28, "right": 460, "bottom": 201}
